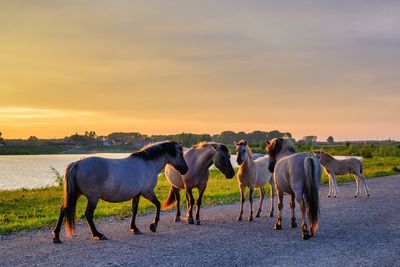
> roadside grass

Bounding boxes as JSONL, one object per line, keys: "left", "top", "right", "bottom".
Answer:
{"left": 1, "top": 157, "right": 400, "bottom": 235}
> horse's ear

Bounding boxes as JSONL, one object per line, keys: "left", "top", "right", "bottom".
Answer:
{"left": 233, "top": 142, "right": 238, "bottom": 147}
{"left": 243, "top": 140, "right": 247, "bottom": 145}
{"left": 266, "top": 140, "right": 270, "bottom": 145}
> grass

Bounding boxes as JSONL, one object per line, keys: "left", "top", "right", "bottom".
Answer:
{"left": 1, "top": 157, "right": 400, "bottom": 235}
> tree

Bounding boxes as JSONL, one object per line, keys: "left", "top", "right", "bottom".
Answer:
{"left": 27, "top": 136, "right": 39, "bottom": 145}
{"left": 327, "top": 136, "right": 334, "bottom": 144}
{"left": 303, "top": 135, "right": 317, "bottom": 148}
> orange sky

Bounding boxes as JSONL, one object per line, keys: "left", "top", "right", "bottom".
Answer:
{"left": 1, "top": 1, "right": 399, "bottom": 140}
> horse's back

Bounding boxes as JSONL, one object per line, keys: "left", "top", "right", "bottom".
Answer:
{"left": 254, "top": 156, "right": 271, "bottom": 187}
{"left": 275, "top": 153, "right": 317, "bottom": 193}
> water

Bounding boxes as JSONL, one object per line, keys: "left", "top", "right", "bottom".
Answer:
{"left": 0, "top": 153, "right": 359, "bottom": 190}
{"left": 0, "top": 153, "right": 241, "bottom": 190}
{"left": 0, "top": 153, "right": 131, "bottom": 190}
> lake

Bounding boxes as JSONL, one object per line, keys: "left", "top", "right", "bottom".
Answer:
{"left": 0, "top": 153, "right": 240, "bottom": 190}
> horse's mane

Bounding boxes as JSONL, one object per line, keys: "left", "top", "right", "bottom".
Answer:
{"left": 314, "top": 150, "right": 335, "bottom": 159}
{"left": 193, "top": 141, "right": 229, "bottom": 153}
{"left": 267, "top": 138, "right": 296, "bottom": 157}
{"left": 131, "top": 141, "right": 177, "bottom": 160}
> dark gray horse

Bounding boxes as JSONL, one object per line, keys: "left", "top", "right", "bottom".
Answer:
{"left": 52, "top": 141, "right": 188, "bottom": 243}
{"left": 266, "top": 138, "right": 321, "bottom": 240}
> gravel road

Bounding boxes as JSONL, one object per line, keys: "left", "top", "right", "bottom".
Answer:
{"left": 1, "top": 175, "right": 400, "bottom": 267}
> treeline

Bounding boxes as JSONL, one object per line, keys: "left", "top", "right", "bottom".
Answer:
{"left": 1, "top": 130, "right": 292, "bottom": 147}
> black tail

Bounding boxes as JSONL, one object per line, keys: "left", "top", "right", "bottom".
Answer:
{"left": 162, "top": 186, "right": 177, "bottom": 210}
{"left": 304, "top": 157, "right": 320, "bottom": 236}
{"left": 360, "top": 162, "right": 363, "bottom": 174}
{"left": 63, "top": 162, "right": 80, "bottom": 237}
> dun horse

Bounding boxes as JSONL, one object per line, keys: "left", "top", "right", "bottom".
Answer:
{"left": 235, "top": 140, "right": 275, "bottom": 221}
{"left": 162, "top": 142, "right": 234, "bottom": 225}
{"left": 313, "top": 150, "right": 370, "bottom": 198}
{"left": 52, "top": 141, "right": 188, "bottom": 243}
{"left": 266, "top": 138, "right": 321, "bottom": 240}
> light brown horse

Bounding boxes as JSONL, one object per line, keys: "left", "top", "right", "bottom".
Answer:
{"left": 313, "top": 150, "right": 370, "bottom": 198}
{"left": 235, "top": 140, "right": 275, "bottom": 221}
{"left": 267, "top": 138, "right": 321, "bottom": 240}
{"left": 162, "top": 142, "right": 235, "bottom": 225}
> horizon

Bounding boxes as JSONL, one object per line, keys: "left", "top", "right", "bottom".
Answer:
{"left": 1, "top": 1, "right": 399, "bottom": 140}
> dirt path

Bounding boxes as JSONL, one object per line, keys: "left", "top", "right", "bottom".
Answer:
{"left": 1, "top": 175, "right": 400, "bottom": 266}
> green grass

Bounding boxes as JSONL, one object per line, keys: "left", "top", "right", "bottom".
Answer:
{"left": 1, "top": 157, "right": 400, "bottom": 235}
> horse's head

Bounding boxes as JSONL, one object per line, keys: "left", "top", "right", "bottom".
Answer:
{"left": 168, "top": 142, "right": 188, "bottom": 175}
{"left": 234, "top": 140, "right": 249, "bottom": 166}
{"left": 312, "top": 150, "right": 322, "bottom": 160}
{"left": 266, "top": 138, "right": 295, "bottom": 173}
{"left": 212, "top": 144, "right": 235, "bottom": 179}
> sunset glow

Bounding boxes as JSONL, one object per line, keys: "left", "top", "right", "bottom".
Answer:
{"left": 1, "top": 1, "right": 399, "bottom": 140}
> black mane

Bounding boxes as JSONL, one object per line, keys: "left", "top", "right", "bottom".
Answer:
{"left": 131, "top": 141, "right": 178, "bottom": 160}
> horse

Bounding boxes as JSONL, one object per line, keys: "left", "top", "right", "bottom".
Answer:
{"left": 313, "top": 150, "right": 370, "bottom": 198}
{"left": 162, "top": 142, "right": 235, "bottom": 225}
{"left": 52, "top": 141, "right": 188, "bottom": 243}
{"left": 266, "top": 138, "right": 322, "bottom": 240}
{"left": 234, "top": 140, "right": 275, "bottom": 221}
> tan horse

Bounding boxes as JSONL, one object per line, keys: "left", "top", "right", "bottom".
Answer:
{"left": 162, "top": 142, "right": 235, "bottom": 225}
{"left": 313, "top": 150, "right": 370, "bottom": 198}
{"left": 235, "top": 140, "right": 275, "bottom": 221}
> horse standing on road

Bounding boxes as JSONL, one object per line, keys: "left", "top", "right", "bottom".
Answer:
{"left": 313, "top": 150, "right": 370, "bottom": 198}
{"left": 235, "top": 140, "right": 275, "bottom": 222}
{"left": 52, "top": 141, "right": 188, "bottom": 243}
{"left": 162, "top": 142, "right": 235, "bottom": 225}
{"left": 266, "top": 138, "right": 321, "bottom": 240}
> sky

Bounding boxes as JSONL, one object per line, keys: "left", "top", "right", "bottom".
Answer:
{"left": 1, "top": 0, "right": 399, "bottom": 140}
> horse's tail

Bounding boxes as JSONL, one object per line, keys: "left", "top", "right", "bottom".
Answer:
{"left": 360, "top": 161, "right": 363, "bottom": 174}
{"left": 161, "top": 186, "right": 177, "bottom": 210}
{"left": 63, "top": 162, "right": 80, "bottom": 237}
{"left": 304, "top": 156, "right": 320, "bottom": 236}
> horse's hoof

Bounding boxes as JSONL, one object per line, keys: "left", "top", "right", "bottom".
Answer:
{"left": 269, "top": 212, "right": 274, "bottom": 218}
{"left": 195, "top": 220, "right": 201, "bottom": 225}
{"left": 150, "top": 223, "right": 157, "bottom": 232}
{"left": 333, "top": 196, "right": 337, "bottom": 198}
{"left": 302, "top": 232, "right": 311, "bottom": 240}
{"left": 256, "top": 213, "right": 261, "bottom": 218}
{"left": 237, "top": 217, "right": 242, "bottom": 222}
{"left": 327, "top": 195, "right": 331, "bottom": 198}
{"left": 131, "top": 229, "right": 142, "bottom": 235}
{"left": 174, "top": 217, "right": 180, "bottom": 223}
{"left": 94, "top": 234, "right": 107, "bottom": 240}
{"left": 248, "top": 217, "right": 253, "bottom": 222}
{"left": 187, "top": 218, "right": 194, "bottom": 225}
{"left": 290, "top": 222, "right": 297, "bottom": 228}
{"left": 354, "top": 195, "right": 358, "bottom": 198}
{"left": 274, "top": 224, "right": 282, "bottom": 230}
{"left": 53, "top": 237, "right": 62, "bottom": 244}
{"left": 367, "top": 194, "right": 370, "bottom": 197}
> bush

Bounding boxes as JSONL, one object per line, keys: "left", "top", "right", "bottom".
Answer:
{"left": 50, "top": 166, "right": 63, "bottom": 186}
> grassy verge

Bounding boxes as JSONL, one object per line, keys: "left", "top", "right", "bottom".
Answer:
{"left": 1, "top": 157, "right": 400, "bottom": 235}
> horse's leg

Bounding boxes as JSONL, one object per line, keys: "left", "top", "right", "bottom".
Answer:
{"left": 173, "top": 187, "right": 181, "bottom": 222}
{"left": 356, "top": 172, "right": 370, "bottom": 197}
{"left": 237, "top": 185, "right": 245, "bottom": 221}
{"left": 142, "top": 190, "right": 161, "bottom": 232}
{"left": 274, "top": 189, "right": 283, "bottom": 230}
{"left": 195, "top": 184, "right": 207, "bottom": 225}
{"left": 52, "top": 205, "right": 65, "bottom": 243}
{"left": 331, "top": 174, "right": 338, "bottom": 198}
{"left": 256, "top": 186, "right": 264, "bottom": 218}
{"left": 298, "top": 194, "right": 311, "bottom": 240}
{"left": 354, "top": 176, "right": 361, "bottom": 198}
{"left": 185, "top": 188, "right": 195, "bottom": 224}
{"left": 290, "top": 193, "right": 297, "bottom": 228}
{"left": 85, "top": 198, "right": 106, "bottom": 240}
{"left": 327, "top": 174, "right": 332, "bottom": 197}
{"left": 130, "top": 194, "right": 141, "bottom": 234}
{"left": 248, "top": 187, "right": 254, "bottom": 221}
{"left": 269, "top": 180, "right": 275, "bottom": 217}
